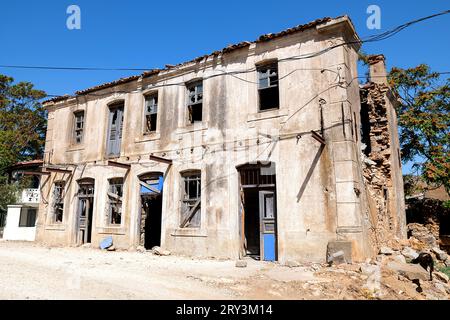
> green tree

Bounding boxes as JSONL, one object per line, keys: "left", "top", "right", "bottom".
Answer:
{"left": 0, "top": 74, "right": 47, "bottom": 170}
{"left": 388, "top": 65, "right": 449, "bottom": 195}
{"left": 0, "top": 74, "right": 46, "bottom": 224}
{"left": 0, "top": 175, "right": 20, "bottom": 226}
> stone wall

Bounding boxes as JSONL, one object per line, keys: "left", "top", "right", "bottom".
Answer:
{"left": 359, "top": 77, "right": 406, "bottom": 248}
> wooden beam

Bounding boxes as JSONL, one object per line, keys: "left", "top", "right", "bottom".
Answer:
{"left": 311, "top": 130, "right": 326, "bottom": 145}
{"left": 23, "top": 171, "right": 50, "bottom": 176}
{"left": 107, "top": 192, "right": 122, "bottom": 201}
{"left": 180, "top": 199, "right": 201, "bottom": 228}
{"left": 150, "top": 155, "right": 173, "bottom": 165}
{"left": 107, "top": 160, "right": 131, "bottom": 169}
{"left": 139, "top": 181, "right": 160, "bottom": 194}
{"left": 44, "top": 167, "right": 73, "bottom": 174}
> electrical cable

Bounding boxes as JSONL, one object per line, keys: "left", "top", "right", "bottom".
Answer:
{"left": 0, "top": 9, "right": 448, "bottom": 74}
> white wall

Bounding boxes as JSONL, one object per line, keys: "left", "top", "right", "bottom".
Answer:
{"left": 3, "top": 205, "right": 36, "bottom": 241}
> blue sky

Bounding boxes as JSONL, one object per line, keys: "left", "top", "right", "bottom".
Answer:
{"left": 0, "top": 0, "right": 449, "bottom": 173}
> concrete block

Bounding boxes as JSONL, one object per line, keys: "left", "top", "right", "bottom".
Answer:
{"left": 327, "top": 241, "right": 352, "bottom": 264}
{"left": 235, "top": 260, "right": 247, "bottom": 268}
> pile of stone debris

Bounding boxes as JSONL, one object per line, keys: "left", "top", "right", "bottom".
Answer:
{"left": 320, "top": 221, "right": 449, "bottom": 299}
{"left": 358, "top": 222, "right": 450, "bottom": 299}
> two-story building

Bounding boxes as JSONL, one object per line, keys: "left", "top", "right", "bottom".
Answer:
{"left": 36, "top": 16, "right": 406, "bottom": 263}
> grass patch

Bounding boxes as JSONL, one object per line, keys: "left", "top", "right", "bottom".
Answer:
{"left": 438, "top": 266, "right": 450, "bottom": 278}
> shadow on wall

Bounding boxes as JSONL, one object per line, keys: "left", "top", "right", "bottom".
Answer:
{"left": 297, "top": 144, "right": 325, "bottom": 202}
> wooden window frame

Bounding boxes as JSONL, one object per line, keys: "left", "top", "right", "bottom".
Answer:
{"left": 144, "top": 93, "right": 158, "bottom": 133}
{"left": 106, "top": 103, "right": 124, "bottom": 157}
{"left": 107, "top": 178, "right": 124, "bottom": 225}
{"left": 257, "top": 62, "right": 280, "bottom": 111}
{"left": 186, "top": 81, "right": 203, "bottom": 124}
{"left": 180, "top": 171, "right": 201, "bottom": 228}
{"left": 53, "top": 181, "right": 65, "bottom": 223}
{"left": 73, "top": 111, "right": 85, "bottom": 144}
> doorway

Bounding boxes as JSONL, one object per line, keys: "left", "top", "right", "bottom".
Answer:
{"left": 76, "top": 179, "right": 95, "bottom": 245}
{"left": 238, "top": 163, "right": 277, "bottom": 261}
{"left": 139, "top": 173, "right": 164, "bottom": 249}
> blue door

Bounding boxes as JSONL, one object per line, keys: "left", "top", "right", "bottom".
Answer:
{"left": 259, "top": 191, "right": 277, "bottom": 261}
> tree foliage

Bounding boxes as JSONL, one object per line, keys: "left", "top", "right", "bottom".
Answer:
{"left": 388, "top": 65, "right": 449, "bottom": 194}
{"left": 0, "top": 74, "right": 47, "bottom": 171}
{"left": 0, "top": 75, "right": 46, "bottom": 222}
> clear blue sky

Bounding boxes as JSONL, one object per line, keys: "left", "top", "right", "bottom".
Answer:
{"left": 1, "top": 0, "right": 449, "bottom": 173}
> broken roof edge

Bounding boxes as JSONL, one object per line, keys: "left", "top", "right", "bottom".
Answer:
{"left": 6, "top": 159, "right": 44, "bottom": 171}
{"left": 43, "top": 15, "right": 360, "bottom": 106}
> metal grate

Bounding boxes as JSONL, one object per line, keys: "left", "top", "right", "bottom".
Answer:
{"left": 239, "top": 167, "right": 276, "bottom": 187}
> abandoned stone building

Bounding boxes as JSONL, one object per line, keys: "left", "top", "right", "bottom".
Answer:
{"left": 36, "top": 16, "right": 406, "bottom": 263}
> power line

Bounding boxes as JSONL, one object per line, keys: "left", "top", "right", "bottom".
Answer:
{"left": 0, "top": 10, "right": 449, "bottom": 72}
{"left": 0, "top": 65, "right": 149, "bottom": 71}
{"left": 43, "top": 71, "right": 450, "bottom": 98}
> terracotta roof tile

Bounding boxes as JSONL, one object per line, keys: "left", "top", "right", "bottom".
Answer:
{"left": 44, "top": 16, "right": 345, "bottom": 104}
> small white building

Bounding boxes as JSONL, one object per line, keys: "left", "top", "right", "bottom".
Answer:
{"left": 2, "top": 161, "right": 42, "bottom": 241}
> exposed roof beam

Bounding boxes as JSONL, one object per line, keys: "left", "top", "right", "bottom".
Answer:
{"left": 23, "top": 171, "right": 50, "bottom": 176}
{"left": 311, "top": 130, "right": 326, "bottom": 145}
{"left": 44, "top": 167, "right": 73, "bottom": 174}
{"left": 150, "top": 155, "right": 173, "bottom": 165}
{"left": 107, "top": 160, "right": 131, "bottom": 169}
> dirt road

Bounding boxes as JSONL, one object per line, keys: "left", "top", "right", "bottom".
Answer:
{"left": 0, "top": 240, "right": 446, "bottom": 300}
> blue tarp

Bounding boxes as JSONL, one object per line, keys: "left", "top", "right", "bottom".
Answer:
{"left": 140, "top": 176, "right": 164, "bottom": 194}
{"left": 100, "top": 236, "right": 113, "bottom": 250}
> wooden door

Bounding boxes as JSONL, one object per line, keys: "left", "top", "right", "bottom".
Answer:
{"left": 259, "top": 190, "right": 277, "bottom": 261}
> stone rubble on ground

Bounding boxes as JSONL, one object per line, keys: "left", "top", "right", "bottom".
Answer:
{"left": 151, "top": 246, "right": 171, "bottom": 256}
{"left": 434, "top": 282, "right": 448, "bottom": 295}
{"left": 235, "top": 260, "right": 247, "bottom": 268}
{"left": 392, "top": 254, "right": 407, "bottom": 264}
{"left": 386, "top": 261, "right": 430, "bottom": 281}
{"left": 434, "top": 271, "right": 449, "bottom": 283}
{"left": 379, "top": 246, "right": 395, "bottom": 255}
{"left": 285, "top": 260, "right": 300, "bottom": 268}
{"left": 401, "top": 247, "right": 419, "bottom": 260}
{"left": 432, "top": 247, "right": 448, "bottom": 261}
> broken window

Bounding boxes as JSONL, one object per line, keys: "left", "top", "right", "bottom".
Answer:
{"left": 180, "top": 171, "right": 201, "bottom": 228}
{"left": 78, "top": 181, "right": 95, "bottom": 198}
{"left": 186, "top": 81, "right": 203, "bottom": 123}
{"left": 74, "top": 111, "right": 84, "bottom": 144}
{"left": 19, "top": 208, "right": 37, "bottom": 227}
{"left": 53, "top": 181, "right": 65, "bottom": 223}
{"left": 144, "top": 94, "right": 158, "bottom": 133}
{"left": 107, "top": 104, "right": 124, "bottom": 157}
{"left": 257, "top": 63, "right": 279, "bottom": 111}
{"left": 107, "top": 178, "right": 123, "bottom": 225}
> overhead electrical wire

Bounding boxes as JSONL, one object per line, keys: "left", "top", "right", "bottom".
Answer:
{"left": 0, "top": 9, "right": 448, "bottom": 73}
